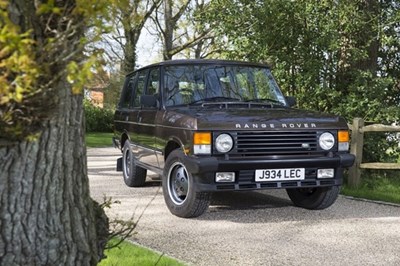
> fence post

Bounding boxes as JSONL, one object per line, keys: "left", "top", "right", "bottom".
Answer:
{"left": 348, "top": 118, "right": 364, "bottom": 188}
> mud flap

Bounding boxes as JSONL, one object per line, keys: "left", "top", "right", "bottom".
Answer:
{"left": 116, "top": 157, "right": 122, "bottom": 171}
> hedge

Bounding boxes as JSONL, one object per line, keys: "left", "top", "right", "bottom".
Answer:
{"left": 84, "top": 100, "right": 114, "bottom": 132}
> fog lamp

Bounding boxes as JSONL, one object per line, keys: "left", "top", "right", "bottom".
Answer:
{"left": 317, "top": 169, "right": 334, "bottom": 179}
{"left": 215, "top": 172, "right": 235, "bottom": 182}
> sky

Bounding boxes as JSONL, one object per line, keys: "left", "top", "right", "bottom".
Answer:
{"left": 136, "top": 23, "right": 162, "bottom": 68}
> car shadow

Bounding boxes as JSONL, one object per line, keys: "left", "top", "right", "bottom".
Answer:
{"left": 197, "top": 190, "right": 400, "bottom": 223}
{"left": 210, "top": 190, "right": 292, "bottom": 210}
{"left": 143, "top": 181, "right": 161, "bottom": 187}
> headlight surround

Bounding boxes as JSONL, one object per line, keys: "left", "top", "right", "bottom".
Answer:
{"left": 215, "top": 133, "right": 233, "bottom": 153}
{"left": 319, "top": 132, "right": 335, "bottom": 150}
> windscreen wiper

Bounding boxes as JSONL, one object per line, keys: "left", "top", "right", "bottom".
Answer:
{"left": 244, "top": 98, "right": 284, "bottom": 106}
{"left": 188, "top": 97, "right": 241, "bottom": 105}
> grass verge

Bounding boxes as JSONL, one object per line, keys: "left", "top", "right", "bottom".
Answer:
{"left": 86, "top": 132, "right": 114, "bottom": 148}
{"left": 342, "top": 172, "right": 400, "bottom": 204}
{"left": 98, "top": 238, "right": 185, "bottom": 266}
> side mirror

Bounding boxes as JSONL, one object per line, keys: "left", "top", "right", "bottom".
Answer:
{"left": 285, "top": 96, "right": 296, "bottom": 107}
{"left": 140, "top": 95, "right": 157, "bottom": 108}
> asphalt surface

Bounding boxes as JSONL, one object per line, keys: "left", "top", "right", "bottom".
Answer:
{"left": 88, "top": 147, "right": 400, "bottom": 266}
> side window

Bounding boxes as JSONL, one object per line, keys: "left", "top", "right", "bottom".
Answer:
{"left": 119, "top": 74, "right": 136, "bottom": 108}
{"left": 133, "top": 70, "right": 147, "bottom": 107}
{"left": 146, "top": 68, "right": 159, "bottom": 96}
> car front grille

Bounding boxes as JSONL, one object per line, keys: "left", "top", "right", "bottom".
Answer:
{"left": 232, "top": 131, "right": 319, "bottom": 157}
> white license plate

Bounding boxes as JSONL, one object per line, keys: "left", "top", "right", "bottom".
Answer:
{"left": 255, "top": 168, "right": 305, "bottom": 182}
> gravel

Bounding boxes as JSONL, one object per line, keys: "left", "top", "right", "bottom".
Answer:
{"left": 88, "top": 147, "right": 400, "bottom": 266}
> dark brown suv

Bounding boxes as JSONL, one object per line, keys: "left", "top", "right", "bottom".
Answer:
{"left": 113, "top": 59, "right": 355, "bottom": 218}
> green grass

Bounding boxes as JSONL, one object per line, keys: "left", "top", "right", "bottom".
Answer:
{"left": 85, "top": 132, "right": 114, "bottom": 148}
{"left": 342, "top": 173, "right": 400, "bottom": 204}
{"left": 98, "top": 238, "right": 185, "bottom": 266}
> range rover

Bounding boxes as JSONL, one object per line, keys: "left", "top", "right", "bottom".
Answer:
{"left": 113, "top": 59, "right": 355, "bottom": 218}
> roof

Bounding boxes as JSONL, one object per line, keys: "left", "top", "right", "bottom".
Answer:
{"left": 127, "top": 59, "right": 270, "bottom": 76}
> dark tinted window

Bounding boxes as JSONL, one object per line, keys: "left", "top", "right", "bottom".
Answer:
{"left": 119, "top": 74, "right": 136, "bottom": 108}
{"left": 146, "top": 68, "right": 159, "bottom": 96}
{"left": 133, "top": 70, "right": 147, "bottom": 107}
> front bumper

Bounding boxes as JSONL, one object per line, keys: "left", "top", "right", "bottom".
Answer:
{"left": 182, "top": 153, "right": 355, "bottom": 192}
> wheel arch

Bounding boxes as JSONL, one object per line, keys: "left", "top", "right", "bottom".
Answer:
{"left": 120, "top": 131, "right": 130, "bottom": 150}
{"left": 164, "top": 138, "right": 183, "bottom": 161}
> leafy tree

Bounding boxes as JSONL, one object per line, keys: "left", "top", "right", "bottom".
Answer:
{"left": 153, "top": 0, "right": 214, "bottom": 60}
{"left": 207, "top": 0, "right": 399, "bottom": 150}
{"left": 0, "top": 0, "right": 111, "bottom": 264}
{"left": 178, "top": 0, "right": 222, "bottom": 59}
{"left": 205, "top": 0, "right": 400, "bottom": 162}
{"left": 110, "top": 0, "right": 161, "bottom": 73}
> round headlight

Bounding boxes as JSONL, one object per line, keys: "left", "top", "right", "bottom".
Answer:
{"left": 215, "top": 134, "right": 233, "bottom": 153}
{"left": 319, "top": 132, "right": 335, "bottom": 150}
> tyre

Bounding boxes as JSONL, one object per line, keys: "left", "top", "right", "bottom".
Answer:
{"left": 122, "top": 140, "right": 147, "bottom": 187}
{"left": 286, "top": 186, "right": 340, "bottom": 210}
{"left": 162, "top": 150, "right": 211, "bottom": 218}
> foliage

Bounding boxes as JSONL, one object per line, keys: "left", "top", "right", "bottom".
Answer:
{"left": 152, "top": 0, "right": 214, "bottom": 60}
{"left": 205, "top": 0, "right": 400, "bottom": 163}
{"left": 103, "top": 74, "right": 124, "bottom": 109}
{"left": 98, "top": 238, "right": 185, "bottom": 266}
{"left": 342, "top": 170, "right": 400, "bottom": 204}
{"left": 0, "top": 0, "right": 41, "bottom": 139}
{"left": 206, "top": 0, "right": 400, "bottom": 115}
{"left": 84, "top": 100, "right": 114, "bottom": 132}
{"left": 0, "top": 0, "right": 111, "bottom": 141}
{"left": 106, "top": 0, "right": 161, "bottom": 74}
{"left": 362, "top": 132, "right": 400, "bottom": 163}
{"left": 97, "top": 191, "right": 164, "bottom": 265}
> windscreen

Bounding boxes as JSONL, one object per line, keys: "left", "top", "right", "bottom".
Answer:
{"left": 163, "top": 65, "right": 287, "bottom": 106}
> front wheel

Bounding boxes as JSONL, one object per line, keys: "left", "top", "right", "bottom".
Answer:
{"left": 286, "top": 186, "right": 340, "bottom": 210}
{"left": 162, "top": 150, "right": 210, "bottom": 218}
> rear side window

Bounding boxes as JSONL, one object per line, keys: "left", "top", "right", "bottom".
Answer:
{"left": 133, "top": 70, "right": 147, "bottom": 107}
{"left": 146, "top": 68, "right": 159, "bottom": 96}
{"left": 118, "top": 74, "right": 136, "bottom": 108}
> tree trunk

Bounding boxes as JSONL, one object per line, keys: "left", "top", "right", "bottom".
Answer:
{"left": 336, "top": 0, "right": 379, "bottom": 94}
{"left": 0, "top": 81, "right": 101, "bottom": 265}
{"left": 356, "top": 0, "right": 379, "bottom": 75}
{"left": 123, "top": 29, "right": 139, "bottom": 73}
{"left": 163, "top": 0, "right": 174, "bottom": 60}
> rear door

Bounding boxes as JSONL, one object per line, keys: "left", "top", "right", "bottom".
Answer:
{"left": 114, "top": 73, "right": 138, "bottom": 138}
{"left": 136, "top": 67, "right": 160, "bottom": 168}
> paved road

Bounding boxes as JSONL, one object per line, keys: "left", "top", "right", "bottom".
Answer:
{"left": 88, "top": 147, "right": 400, "bottom": 266}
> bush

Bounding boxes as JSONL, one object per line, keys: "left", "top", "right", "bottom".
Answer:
{"left": 84, "top": 100, "right": 114, "bottom": 132}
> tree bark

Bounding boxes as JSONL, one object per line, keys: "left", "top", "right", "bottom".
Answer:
{"left": 163, "top": 0, "right": 175, "bottom": 60}
{"left": 123, "top": 29, "right": 140, "bottom": 73}
{"left": 0, "top": 81, "right": 101, "bottom": 265}
{"left": 0, "top": 1, "right": 109, "bottom": 264}
{"left": 121, "top": 0, "right": 161, "bottom": 73}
